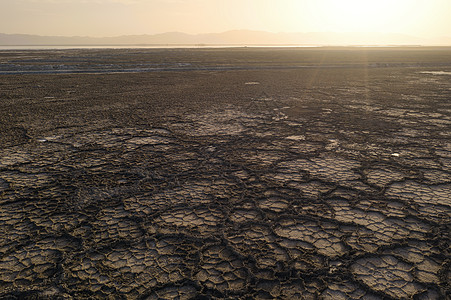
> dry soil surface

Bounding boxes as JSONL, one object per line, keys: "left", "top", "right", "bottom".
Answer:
{"left": 0, "top": 48, "right": 450, "bottom": 299}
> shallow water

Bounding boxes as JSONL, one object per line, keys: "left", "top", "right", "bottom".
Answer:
{"left": 420, "top": 70, "right": 451, "bottom": 75}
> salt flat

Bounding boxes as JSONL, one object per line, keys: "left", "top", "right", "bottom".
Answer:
{"left": 0, "top": 48, "right": 450, "bottom": 299}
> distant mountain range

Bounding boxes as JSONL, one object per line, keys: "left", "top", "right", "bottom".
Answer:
{"left": 1, "top": 30, "right": 451, "bottom": 46}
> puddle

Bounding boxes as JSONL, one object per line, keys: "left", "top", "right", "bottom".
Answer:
{"left": 42, "top": 135, "right": 62, "bottom": 141}
{"left": 420, "top": 71, "right": 451, "bottom": 75}
{"left": 286, "top": 135, "right": 305, "bottom": 141}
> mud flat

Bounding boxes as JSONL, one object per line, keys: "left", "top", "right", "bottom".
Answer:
{"left": 0, "top": 48, "right": 450, "bottom": 299}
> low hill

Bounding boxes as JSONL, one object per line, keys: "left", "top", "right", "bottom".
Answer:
{"left": 1, "top": 30, "right": 450, "bottom": 46}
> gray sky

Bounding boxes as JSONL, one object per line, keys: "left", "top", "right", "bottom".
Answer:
{"left": 1, "top": 0, "right": 451, "bottom": 38}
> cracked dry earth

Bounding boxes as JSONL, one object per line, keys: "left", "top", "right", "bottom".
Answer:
{"left": 0, "top": 48, "right": 450, "bottom": 299}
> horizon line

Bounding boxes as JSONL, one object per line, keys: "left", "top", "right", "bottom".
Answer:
{"left": 1, "top": 29, "right": 449, "bottom": 39}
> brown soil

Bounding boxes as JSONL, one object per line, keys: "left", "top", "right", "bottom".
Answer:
{"left": 0, "top": 48, "right": 450, "bottom": 299}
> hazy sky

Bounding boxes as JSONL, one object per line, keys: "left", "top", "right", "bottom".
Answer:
{"left": 1, "top": 0, "right": 451, "bottom": 37}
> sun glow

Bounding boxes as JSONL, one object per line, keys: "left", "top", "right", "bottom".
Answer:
{"left": 309, "top": 0, "right": 412, "bottom": 33}
{"left": 1, "top": 0, "right": 450, "bottom": 41}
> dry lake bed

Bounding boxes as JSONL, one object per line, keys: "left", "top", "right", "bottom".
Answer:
{"left": 0, "top": 47, "right": 450, "bottom": 299}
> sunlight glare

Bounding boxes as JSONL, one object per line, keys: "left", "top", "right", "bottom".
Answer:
{"left": 312, "top": 0, "right": 411, "bottom": 33}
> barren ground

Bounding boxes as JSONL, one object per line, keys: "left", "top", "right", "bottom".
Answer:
{"left": 0, "top": 48, "right": 450, "bottom": 299}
